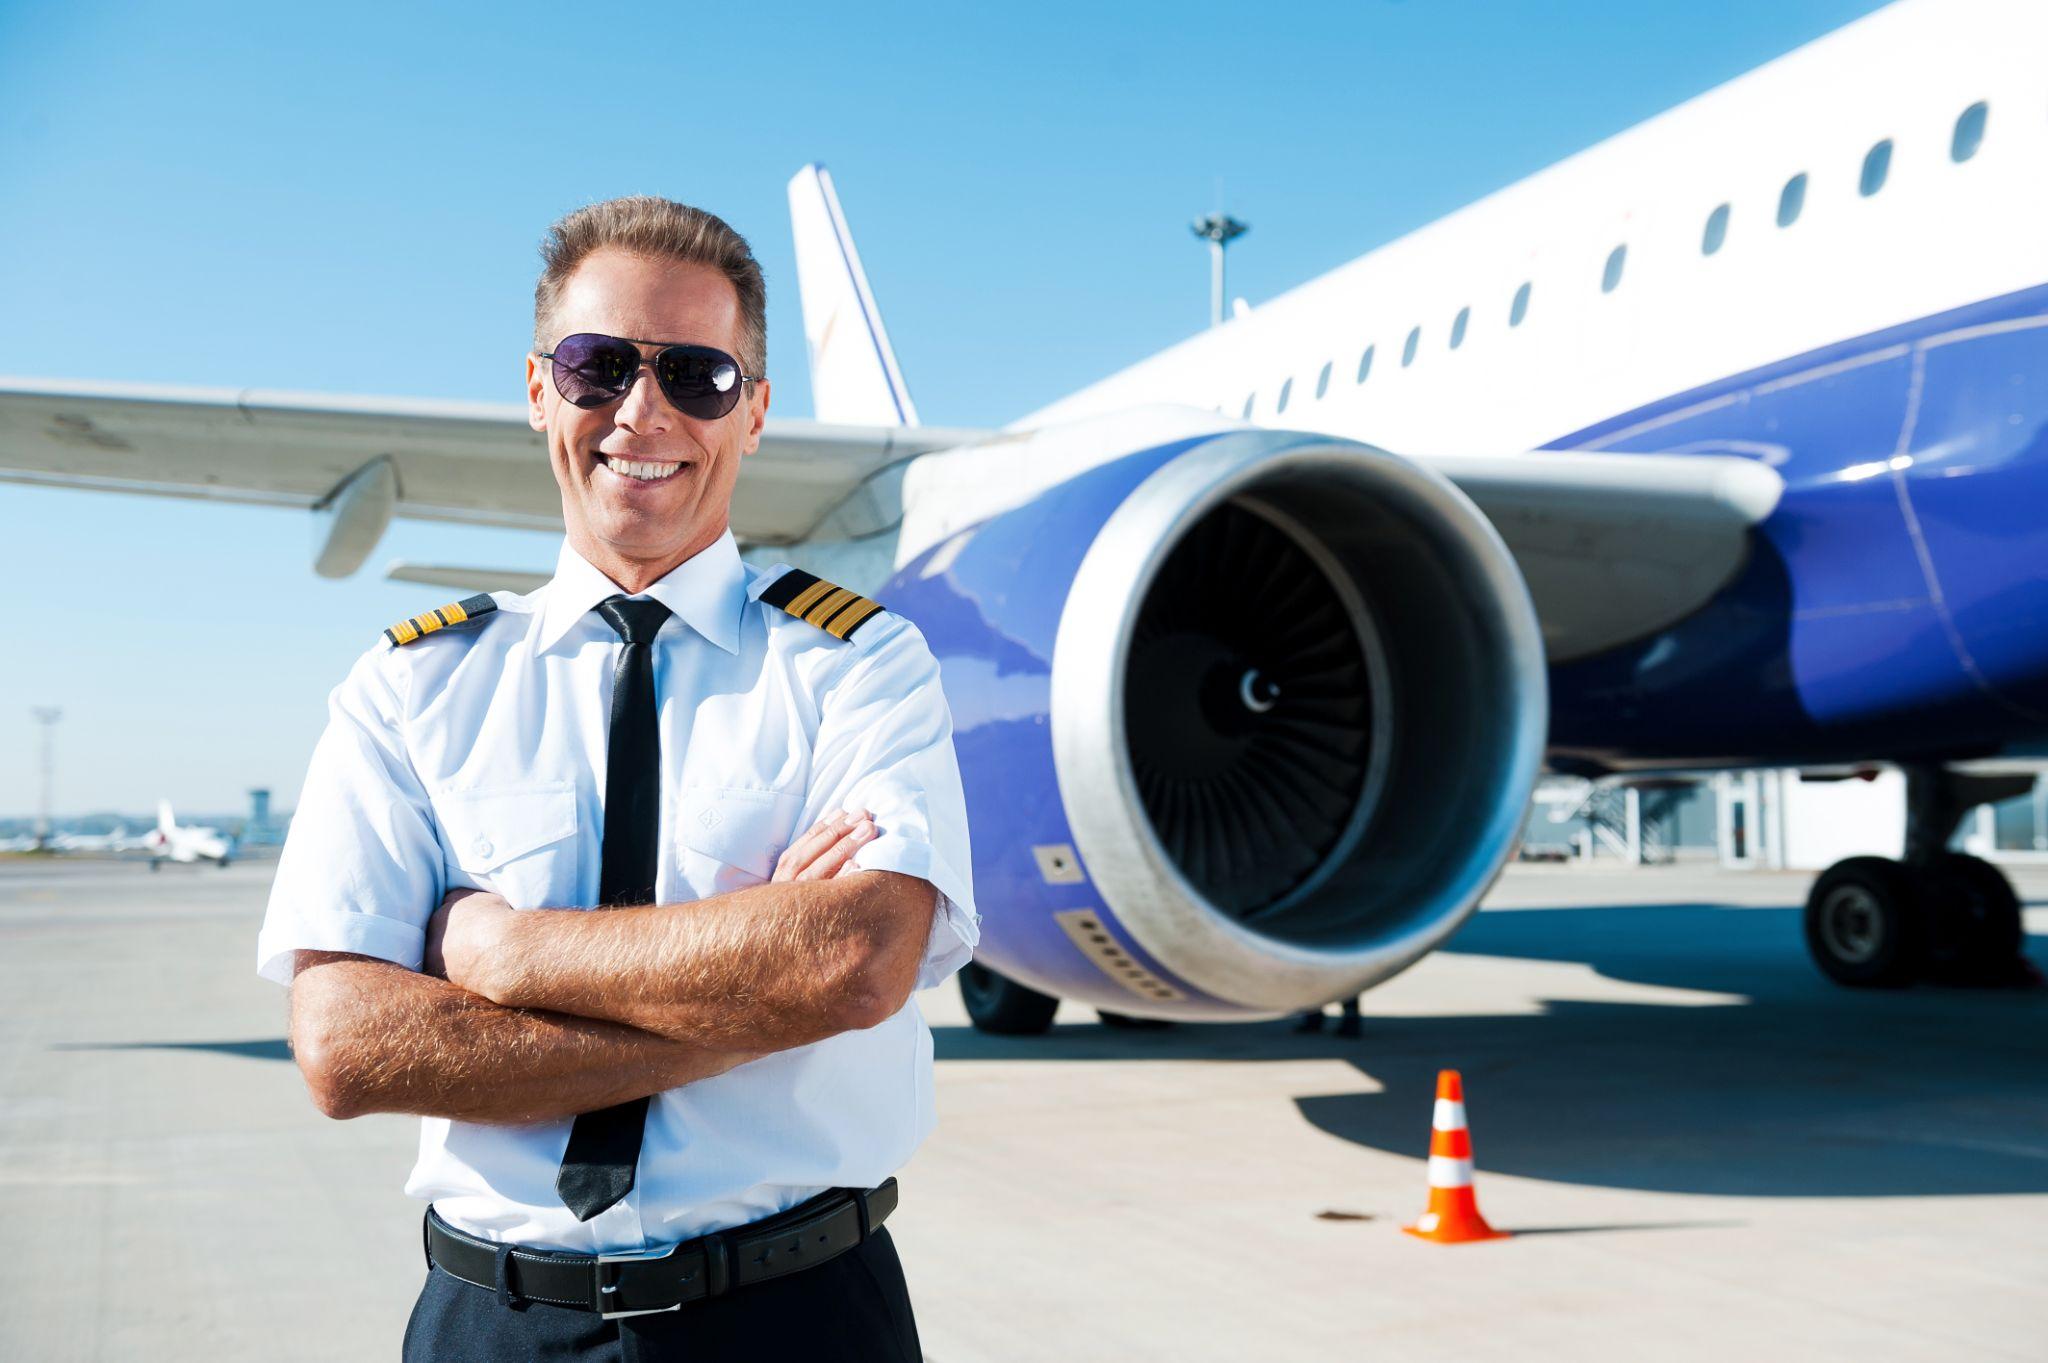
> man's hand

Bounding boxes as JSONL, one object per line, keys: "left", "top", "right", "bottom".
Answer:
{"left": 290, "top": 950, "right": 771, "bottom": 1124}
{"left": 425, "top": 810, "right": 874, "bottom": 994}
{"left": 452, "top": 799, "right": 932, "bottom": 1049}
{"left": 773, "top": 808, "right": 878, "bottom": 882}
{"left": 426, "top": 887, "right": 513, "bottom": 990}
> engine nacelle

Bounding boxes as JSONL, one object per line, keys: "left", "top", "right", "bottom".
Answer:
{"left": 884, "top": 419, "right": 1549, "bottom": 1020}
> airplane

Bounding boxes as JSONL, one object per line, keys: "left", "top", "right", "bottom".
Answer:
{"left": 49, "top": 823, "right": 144, "bottom": 855}
{"left": 142, "top": 801, "right": 236, "bottom": 870}
{"left": 0, "top": 0, "right": 2041, "bottom": 1032}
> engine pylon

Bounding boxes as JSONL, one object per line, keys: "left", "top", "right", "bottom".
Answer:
{"left": 1403, "top": 1070, "right": 1510, "bottom": 1245}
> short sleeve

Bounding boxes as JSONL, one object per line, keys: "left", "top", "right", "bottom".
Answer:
{"left": 254, "top": 647, "right": 445, "bottom": 985}
{"left": 801, "top": 616, "right": 980, "bottom": 993}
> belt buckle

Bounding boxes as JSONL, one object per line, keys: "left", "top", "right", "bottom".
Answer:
{"left": 595, "top": 1241, "right": 685, "bottom": 1320}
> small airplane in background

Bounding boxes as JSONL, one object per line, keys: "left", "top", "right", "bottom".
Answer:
{"left": 143, "top": 801, "right": 235, "bottom": 870}
{"left": 49, "top": 823, "right": 141, "bottom": 854}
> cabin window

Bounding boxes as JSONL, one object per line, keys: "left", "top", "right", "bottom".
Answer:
{"left": 1777, "top": 172, "right": 1807, "bottom": 227}
{"left": 1357, "top": 345, "right": 1375, "bottom": 383}
{"left": 1402, "top": 327, "right": 1421, "bottom": 366}
{"left": 1860, "top": 139, "right": 1892, "bottom": 196}
{"left": 1601, "top": 244, "right": 1627, "bottom": 293}
{"left": 1952, "top": 101, "right": 1987, "bottom": 162}
{"left": 1450, "top": 306, "right": 1470, "bottom": 349}
{"left": 1315, "top": 361, "right": 1332, "bottom": 399}
{"left": 1702, "top": 203, "right": 1729, "bottom": 255}
{"left": 1277, "top": 378, "right": 1293, "bottom": 413}
{"left": 1510, "top": 282, "right": 1531, "bottom": 326}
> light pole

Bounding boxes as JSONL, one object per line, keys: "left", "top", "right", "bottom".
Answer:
{"left": 1191, "top": 211, "right": 1249, "bottom": 329}
{"left": 31, "top": 707, "right": 60, "bottom": 849}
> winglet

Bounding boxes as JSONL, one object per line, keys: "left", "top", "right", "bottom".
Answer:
{"left": 787, "top": 164, "right": 920, "bottom": 427}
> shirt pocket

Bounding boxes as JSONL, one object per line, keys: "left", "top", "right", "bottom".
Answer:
{"left": 677, "top": 786, "right": 803, "bottom": 897}
{"left": 431, "top": 780, "right": 580, "bottom": 909}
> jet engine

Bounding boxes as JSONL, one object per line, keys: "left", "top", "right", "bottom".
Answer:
{"left": 880, "top": 420, "right": 1547, "bottom": 1026}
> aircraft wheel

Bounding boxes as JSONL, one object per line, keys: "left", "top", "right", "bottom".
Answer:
{"left": 149, "top": 859, "right": 162, "bottom": 873}
{"left": 1804, "top": 856, "right": 1924, "bottom": 988}
{"left": 1097, "top": 1009, "right": 1174, "bottom": 1029}
{"left": 958, "top": 961, "right": 1058, "bottom": 1035}
{"left": 1919, "top": 852, "right": 2031, "bottom": 985}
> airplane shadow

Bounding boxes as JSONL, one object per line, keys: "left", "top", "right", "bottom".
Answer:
{"left": 932, "top": 904, "right": 2048, "bottom": 1199}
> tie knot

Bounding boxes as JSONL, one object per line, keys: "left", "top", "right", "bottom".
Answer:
{"left": 595, "top": 595, "right": 672, "bottom": 644}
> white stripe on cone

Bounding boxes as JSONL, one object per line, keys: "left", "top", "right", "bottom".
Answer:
{"left": 1433, "top": 1099, "right": 1467, "bottom": 1130}
{"left": 1427, "top": 1155, "right": 1475, "bottom": 1188}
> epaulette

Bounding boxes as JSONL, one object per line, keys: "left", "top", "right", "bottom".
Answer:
{"left": 382, "top": 593, "right": 498, "bottom": 647}
{"left": 757, "top": 568, "right": 887, "bottom": 641}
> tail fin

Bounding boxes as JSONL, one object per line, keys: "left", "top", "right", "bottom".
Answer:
{"left": 157, "top": 799, "right": 176, "bottom": 835}
{"left": 787, "top": 164, "right": 920, "bottom": 427}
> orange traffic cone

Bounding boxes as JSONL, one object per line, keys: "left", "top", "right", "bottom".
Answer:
{"left": 1403, "top": 1070, "right": 1510, "bottom": 1244}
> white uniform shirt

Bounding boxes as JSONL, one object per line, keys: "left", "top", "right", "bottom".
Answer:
{"left": 256, "top": 530, "right": 979, "bottom": 1252}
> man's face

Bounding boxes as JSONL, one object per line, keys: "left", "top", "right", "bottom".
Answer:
{"left": 526, "top": 248, "right": 769, "bottom": 574}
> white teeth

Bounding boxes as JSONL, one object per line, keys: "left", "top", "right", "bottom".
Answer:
{"left": 602, "top": 456, "right": 683, "bottom": 481}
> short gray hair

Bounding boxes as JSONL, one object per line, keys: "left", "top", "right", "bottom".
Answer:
{"left": 533, "top": 195, "right": 766, "bottom": 374}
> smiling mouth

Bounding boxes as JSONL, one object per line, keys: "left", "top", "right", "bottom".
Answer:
{"left": 598, "top": 454, "right": 690, "bottom": 483}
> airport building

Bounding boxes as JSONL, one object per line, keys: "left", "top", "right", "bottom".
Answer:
{"left": 1528, "top": 770, "right": 2047, "bottom": 871}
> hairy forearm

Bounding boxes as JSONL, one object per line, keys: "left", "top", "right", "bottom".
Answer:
{"left": 474, "top": 873, "right": 932, "bottom": 1050}
{"left": 289, "top": 951, "right": 768, "bottom": 1124}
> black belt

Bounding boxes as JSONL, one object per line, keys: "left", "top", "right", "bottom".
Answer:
{"left": 423, "top": 1179, "right": 897, "bottom": 1319}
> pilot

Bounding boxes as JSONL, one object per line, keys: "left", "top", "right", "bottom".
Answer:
{"left": 256, "top": 195, "right": 978, "bottom": 1361}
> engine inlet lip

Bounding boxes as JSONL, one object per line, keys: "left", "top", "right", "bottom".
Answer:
{"left": 1049, "top": 428, "right": 1549, "bottom": 1012}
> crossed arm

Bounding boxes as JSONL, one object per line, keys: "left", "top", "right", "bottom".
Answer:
{"left": 289, "top": 811, "right": 939, "bottom": 1124}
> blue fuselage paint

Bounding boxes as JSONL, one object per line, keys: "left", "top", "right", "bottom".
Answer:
{"left": 883, "top": 287, "right": 2048, "bottom": 1008}
{"left": 881, "top": 436, "right": 1252, "bottom": 1011}
{"left": 1543, "top": 281, "right": 2048, "bottom": 772}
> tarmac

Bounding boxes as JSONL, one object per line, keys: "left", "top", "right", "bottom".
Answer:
{"left": 2, "top": 854, "right": 2043, "bottom": 1361}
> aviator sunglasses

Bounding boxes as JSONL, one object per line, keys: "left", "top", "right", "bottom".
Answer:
{"left": 540, "top": 332, "right": 764, "bottom": 420}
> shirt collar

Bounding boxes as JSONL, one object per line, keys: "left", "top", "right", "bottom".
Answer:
{"left": 536, "top": 531, "right": 747, "bottom": 656}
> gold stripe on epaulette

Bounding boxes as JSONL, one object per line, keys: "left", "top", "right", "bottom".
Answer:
{"left": 383, "top": 593, "right": 499, "bottom": 647}
{"left": 757, "top": 568, "right": 888, "bottom": 642}
{"left": 803, "top": 587, "right": 858, "bottom": 627}
{"left": 823, "top": 597, "right": 885, "bottom": 639}
{"left": 785, "top": 578, "right": 839, "bottom": 619}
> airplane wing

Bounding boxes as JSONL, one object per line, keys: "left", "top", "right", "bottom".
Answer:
{"left": 1421, "top": 449, "right": 1783, "bottom": 662}
{"left": 1, "top": 377, "right": 1779, "bottom": 663}
{"left": 0, "top": 378, "right": 986, "bottom": 570}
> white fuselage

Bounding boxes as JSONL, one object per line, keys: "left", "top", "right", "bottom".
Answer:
{"left": 1019, "top": 0, "right": 2048, "bottom": 458}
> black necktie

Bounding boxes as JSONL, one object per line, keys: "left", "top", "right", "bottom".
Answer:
{"left": 557, "top": 593, "right": 673, "bottom": 1222}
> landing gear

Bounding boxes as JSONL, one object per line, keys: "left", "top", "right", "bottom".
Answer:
{"left": 1919, "top": 850, "right": 2028, "bottom": 984}
{"left": 958, "top": 961, "right": 1059, "bottom": 1035}
{"left": 1804, "top": 856, "right": 1922, "bottom": 987}
{"left": 1804, "top": 766, "right": 2036, "bottom": 988}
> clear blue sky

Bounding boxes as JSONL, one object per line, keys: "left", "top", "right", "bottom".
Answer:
{"left": 0, "top": 0, "right": 1890, "bottom": 817}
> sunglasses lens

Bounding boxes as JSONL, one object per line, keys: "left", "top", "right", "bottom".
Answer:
{"left": 550, "top": 333, "right": 640, "bottom": 407}
{"left": 656, "top": 346, "right": 745, "bottom": 419}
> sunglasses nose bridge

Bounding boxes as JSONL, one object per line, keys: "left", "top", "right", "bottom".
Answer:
{"left": 612, "top": 362, "right": 677, "bottom": 427}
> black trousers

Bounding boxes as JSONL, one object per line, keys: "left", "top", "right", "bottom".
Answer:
{"left": 402, "top": 1226, "right": 923, "bottom": 1362}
